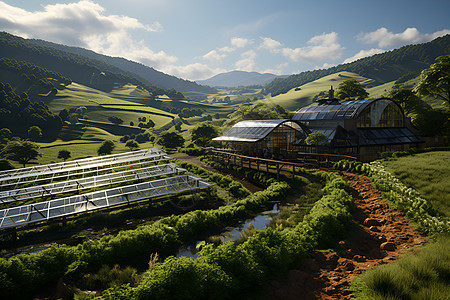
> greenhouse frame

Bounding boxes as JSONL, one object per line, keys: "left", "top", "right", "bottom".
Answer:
{"left": 213, "top": 98, "right": 424, "bottom": 161}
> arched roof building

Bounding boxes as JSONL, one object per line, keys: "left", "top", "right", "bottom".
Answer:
{"left": 213, "top": 98, "right": 424, "bottom": 161}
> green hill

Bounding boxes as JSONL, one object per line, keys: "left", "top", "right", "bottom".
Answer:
{"left": 261, "top": 71, "right": 374, "bottom": 111}
{"left": 30, "top": 38, "right": 217, "bottom": 94}
{"left": 265, "top": 35, "right": 450, "bottom": 97}
{"left": 0, "top": 32, "right": 169, "bottom": 96}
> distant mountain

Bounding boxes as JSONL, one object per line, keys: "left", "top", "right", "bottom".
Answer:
{"left": 197, "top": 70, "right": 286, "bottom": 87}
{"left": 265, "top": 35, "right": 450, "bottom": 96}
{"left": 30, "top": 39, "right": 217, "bottom": 94}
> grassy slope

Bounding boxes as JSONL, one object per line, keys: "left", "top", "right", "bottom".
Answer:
{"left": 382, "top": 151, "right": 450, "bottom": 217}
{"left": 260, "top": 71, "right": 375, "bottom": 111}
{"left": 352, "top": 151, "right": 450, "bottom": 299}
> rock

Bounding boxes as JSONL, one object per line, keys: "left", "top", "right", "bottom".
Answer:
{"left": 380, "top": 242, "right": 396, "bottom": 251}
{"left": 353, "top": 255, "right": 366, "bottom": 262}
{"left": 364, "top": 218, "right": 381, "bottom": 227}
{"left": 326, "top": 253, "right": 340, "bottom": 269}
{"left": 369, "top": 226, "right": 380, "bottom": 232}
{"left": 339, "top": 260, "right": 355, "bottom": 271}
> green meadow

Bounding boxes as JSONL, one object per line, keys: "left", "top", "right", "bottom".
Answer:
{"left": 351, "top": 150, "right": 450, "bottom": 299}
{"left": 382, "top": 151, "right": 450, "bottom": 217}
{"left": 260, "top": 71, "right": 375, "bottom": 111}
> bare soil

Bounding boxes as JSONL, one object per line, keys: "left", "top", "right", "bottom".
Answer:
{"left": 268, "top": 172, "right": 427, "bottom": 299}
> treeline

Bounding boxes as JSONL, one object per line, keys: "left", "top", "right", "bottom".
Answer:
{"left": 31, "top": 38, "right": 218, "bottom": 94}
{"left": 264, "top": 34, "right": 450, "bottom": 96}
{"left": 0, "top": 57, "right": 71, "bottom": 95}
{"left": 0, "top": 82, "right": 62, "bottom": 137}
{"left": 0, "top": 32, "right": 177, "bottom": 97}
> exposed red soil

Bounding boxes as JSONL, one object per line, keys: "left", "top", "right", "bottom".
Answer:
{"left": 268, "top": 172, "right": 427, "bottom": 299}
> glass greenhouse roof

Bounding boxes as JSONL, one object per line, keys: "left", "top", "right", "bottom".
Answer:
{"left": 358, "top": 128, "right": 424, "bottom": 145}
{"left": 213, "top": 120, "right": 305, "bottom": 142}
{"left": 292, "top": 99, "right": 390, "bottom": 121}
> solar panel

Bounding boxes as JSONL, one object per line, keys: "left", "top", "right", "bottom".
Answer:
{"left": 0, "top": 148, "right": 166, "bottom": 181}
{"left": 0, "top": 175, "right": 212, "bottom": 229}
{"left": 0, "top": 152, "right": 171, "bottom": 191}
{"left": 0, "top": 163, "right": 185, "bottom": 204}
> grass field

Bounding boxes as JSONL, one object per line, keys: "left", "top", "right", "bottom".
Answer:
{"left": 382, "top": 151, "right": 450, "bottom": 217}
{"left": 260, "top": 71, "right": 375, "bottom": 111}
{"left": 351, "top": 235, "right": 450, "bottom": 299}
{"left": 350, "top": 151, "right": 450, "bottom": 299}
{"left": 86, "top": 110, "right": 172, "bottom": 129}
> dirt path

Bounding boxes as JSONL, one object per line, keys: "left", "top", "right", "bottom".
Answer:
{"left": 268, "top": 172, "right": 427, "bottom": 299}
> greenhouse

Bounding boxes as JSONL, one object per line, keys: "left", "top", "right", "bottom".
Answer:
{"left": 213, "top": 98, "right": 424, "bottom": 161}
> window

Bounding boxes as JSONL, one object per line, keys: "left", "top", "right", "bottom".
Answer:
{"left": 357, "top": 99, "right": 404, "bottom": 128}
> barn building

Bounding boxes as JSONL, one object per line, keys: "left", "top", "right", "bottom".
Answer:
{"left": 213, "top": 95, "right": 424, "bottom": 162}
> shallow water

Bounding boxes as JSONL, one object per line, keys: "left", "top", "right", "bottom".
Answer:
{"left": 176, "top": 204, "right": 281, "bottom": 259}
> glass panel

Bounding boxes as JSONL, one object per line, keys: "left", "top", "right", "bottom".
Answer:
{"left": 357, "top": 100, "right": 404, "bottom": 128}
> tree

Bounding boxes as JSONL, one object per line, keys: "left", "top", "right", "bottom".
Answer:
{"left": 415, "top": 55, "right": 450, "bottom": 105}
{"left": 57, "top": 149, "right": 71, "bottom": 161}
{"left": 130, "top": 121, "right": 134, "bottom": 126}
{"left": 305, "top": 132, "right": 328, "bottom": 146}
{"left": 28, "top": 126, "right": 43, "bottom": 141}
{"left": 191, "top": 122, "right": 219, "bottom": 147}
{"left": 59, "top": 109, "right": 69, "bottom": 122}
{"left": 125, "top": 139, "right": 139, "bottom": 151}
{"left": 336, "top": 80, "right": 369, "bottom": 100}
{"left": 388, "top": 88, "right": 425, "bottom": 114}
{"left": 3, "top": 140, "right": 41, "bottom": 167}
{"left": 97, "top": 140, "right": 115, "bottom": 156}
{"left": 108, "top": 116, "right": 124, "bottom": 125}
{"left": 157, "top": 132, "right": 185, "bottom": 149}
{"left": 0, "top": 128, "right": 12, "bottom": 140}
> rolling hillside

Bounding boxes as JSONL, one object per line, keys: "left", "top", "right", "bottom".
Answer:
{"left": 0, "top": 32, "right": 167, "bottom": 96}
{"left": 260, "top": 71, "right": 375, "bottom": 111}
{"left": 30, "top": 38, "right": 217, "bottom": 94}
{"left": 265, "top": 34, "right": 450, "bottom": 96}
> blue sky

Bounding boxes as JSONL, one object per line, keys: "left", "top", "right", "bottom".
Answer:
{"left": 0, "top": 0, "right": 449, "bottom": 81}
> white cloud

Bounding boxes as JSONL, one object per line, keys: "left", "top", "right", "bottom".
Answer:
{"left": 163, "top": 63, "right": 226, "bottom": 81}
{"left": 218, "top": 46, "right": 235, "bottom": 52}
{"left": 314, "top": 63, "right": 337, "bottom": 70}
{"left": 343, "top": 48, "right": 385, "bottom": 64}
{"left": 281, "top": 32, "right": 344, "bottom": 62}
{"left": 231, "top": 37, "right": 251, "bottom": 48}
{"left": 259, "top": 37, "right": 282, "bottom": 53}
{"left": 234, "top": 50, "right": 257, "bottom": 72}
{"left": 202, "top": 50, "right": 226, "bottom": 64}
{"left": 358, "top": 27, "right": 450, "bottom": 48}
{"left": 0, "top": 1, "right": 176, "bottom": 70}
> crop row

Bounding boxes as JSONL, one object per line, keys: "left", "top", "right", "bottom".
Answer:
{"left": 0, "top": 162, "right": 290, "bottom": 299}
{"left": 101, "top": 171, "right": 353, "bottom": 299}
{"left": 333, "top": 159, "right": 449, "bottom": 234}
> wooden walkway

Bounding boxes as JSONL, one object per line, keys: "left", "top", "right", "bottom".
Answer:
{"left": 206, "top": 149, "right": 357, "bottom": 180}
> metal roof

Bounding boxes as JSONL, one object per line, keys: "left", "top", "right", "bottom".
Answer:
{"left": 292, "top": 98, "right": 398, "bottom": 121}
{"left": 357, "top": 128, "right": 424, "bottom": 145}
{"left": 213, "top": 119, "right": 307, "bottom": 142}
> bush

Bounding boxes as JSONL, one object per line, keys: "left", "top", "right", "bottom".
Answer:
{"left": 102, "top": 171, "right": 354, "bottom": 299}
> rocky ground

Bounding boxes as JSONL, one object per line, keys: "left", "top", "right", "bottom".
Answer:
{"left": 268, "top": 172, "right": 427, "bottom": 299}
